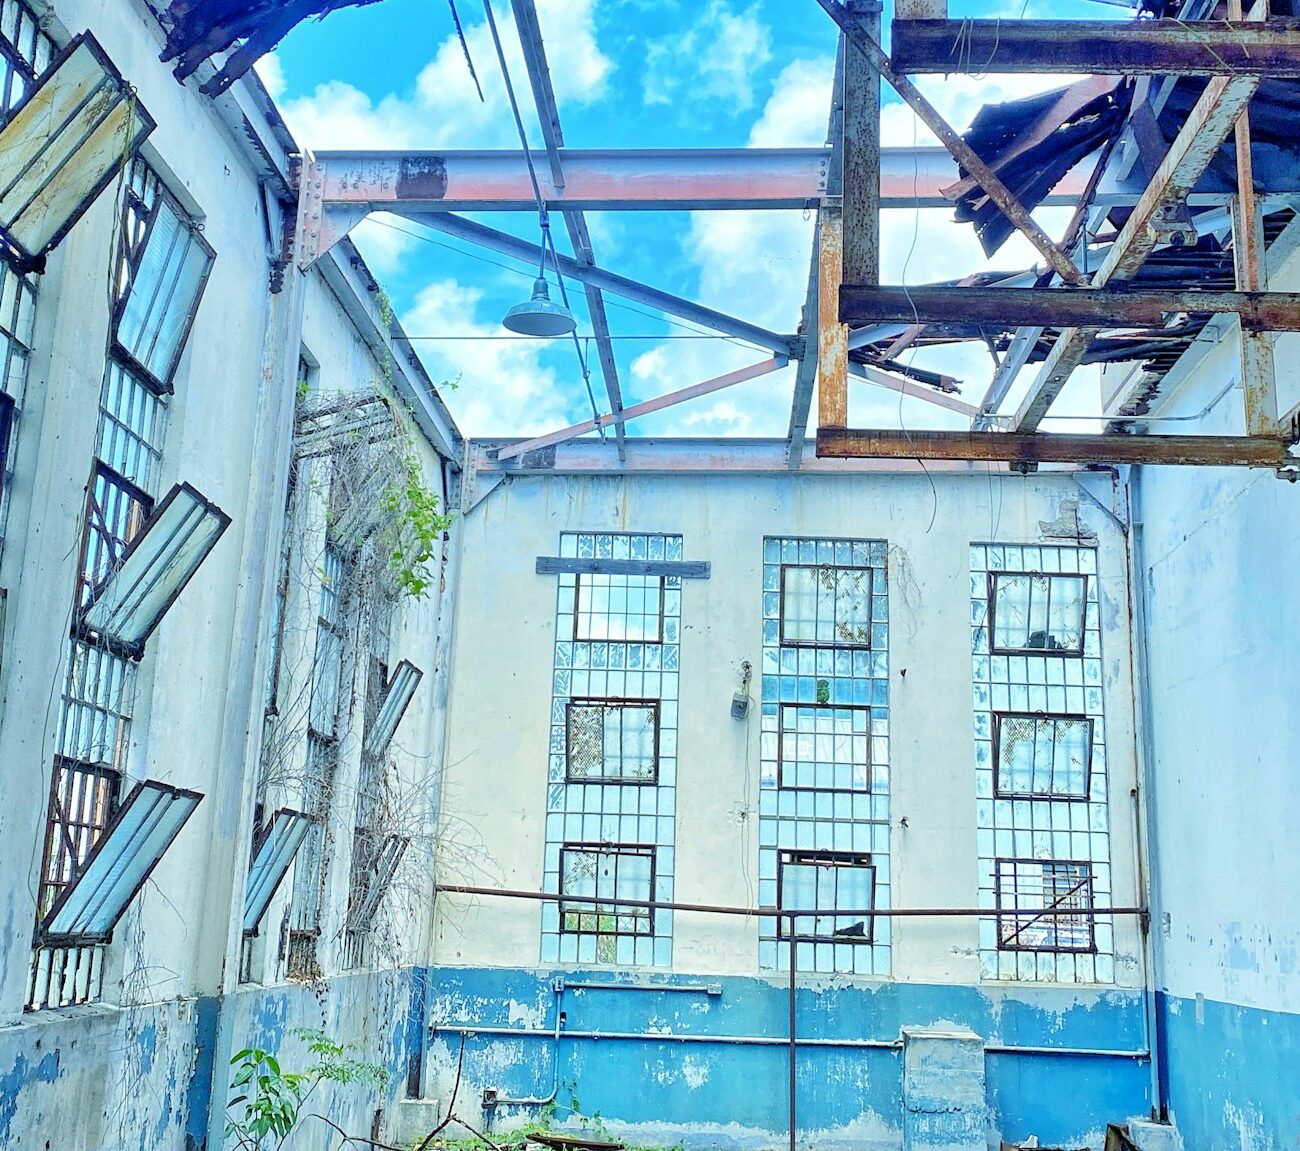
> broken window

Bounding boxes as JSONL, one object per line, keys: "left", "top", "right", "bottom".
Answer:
{"left": 994, "top": 712, "right": 1093, "bottom": 798}
{"left": 0, "top": 35, "right": 155, "bottom": 270}
{"left": 990, "top": 572, "right": 1087, "bottom": 655}
{"left": 778, "top": 705, "right": 872, "bottom": 791}
{"left": 243, "top": 808, "right": 315, "bottom": 934}
{"left": 574, "top": 572, "right": 664, "bottom": 642}
{"left": 78, "top": 463, "right": 153, "bottom": 612}
{"left": 80, "top": 482, "right": 230, "bottom": 658}
{"left": 39, "top": 780, "right": 201, "bottom": 944}
{"left": 362, "top": 658, "right": 423, "bottom": 760}
{"left": 346, "top": 833, "right": 408, "bottom": 931}
{"left": 780, "top": 564, "right": 873, "bottom": 648}
{"left": 996, "top": 858, "right": 1095, "bottom": 953}
{"left": 111, "top": 185, "right": 214, "bottom": 393}
{"left": 565, "top": 699, "right": 659, "bottom": 783}
{"left": 560, "top": 845, "right": 654, "bottom": 953}
{"left": 778, "top": 850, "right": 875, "bottom": 944}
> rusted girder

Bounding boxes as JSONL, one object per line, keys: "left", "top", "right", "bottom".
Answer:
{"left": 890, "top": 18, "right": 1300, "bottom": 76}
{"left": 839, "top": 286, "right": 1300, "bottom": 331}
{"left": 817, "top": 427, "right": 1291, "bottom": 467}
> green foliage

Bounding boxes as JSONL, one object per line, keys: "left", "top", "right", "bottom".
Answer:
{"left": 383, "top": 450, "right": 453, "bottom": 600}
{"left": 225, "top": 1028, "right": 388, "bottom": 1150}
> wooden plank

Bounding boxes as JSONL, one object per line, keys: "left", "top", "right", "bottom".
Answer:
{"left": 839, "top": 285, "right": 1300, "bottom": 331}
{"left": 813, "top": 0, "right": 1086, "bottom": 286}
{"left": 536, "top": 558, "right": 711, "bottom": 579}
{"left": 890, "top": 17, "right": 1300, "bottom": 76}
{"left": 818, "top": 204, "right": 849, "bottom": 428}
{"left": 817, "top": 426, "right": 1290, "bottom": 468}
{"left": 495, "top": 357, "right": 787, "bottom": 463}
{"left": 1012, "top": 74, "right": 1259, "bottom": 431}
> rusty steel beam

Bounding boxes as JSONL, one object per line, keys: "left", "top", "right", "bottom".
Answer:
{"left": 840, "top": 285, "right": 1300, "bottom": 331}
{"left": 818, "top": 204, "right": 849, "bottom": 429}
{"left": 817, "top": 427, "right": 1291, "bottom": 467}
{"left": 812, "top": 0, "right": 1085, "bottom": 285}
{"left": 852, "top": 362, "right": 979, "bottom": 417}
{"left": 1012, "top": 74, "right": 1259, "bottom": 432}
{"left": 890, "top": 17, "right": 1300, "bottom": 75}
{"left": 493, "top": 357, "right": 788, "bottom": 463}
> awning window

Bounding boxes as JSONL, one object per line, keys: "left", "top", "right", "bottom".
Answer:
{"left": 362, "top": 659, "right": 423, "bottom": 760}
{"left": 243, "top": 808, "right": 315, "bottom": 934}
{"left": 347, "top": 834, "right": 409, "bottom": 929}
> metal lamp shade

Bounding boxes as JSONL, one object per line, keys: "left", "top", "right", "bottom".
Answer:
{"left": 502, "top": 277, "right": 577, "bottom": 337}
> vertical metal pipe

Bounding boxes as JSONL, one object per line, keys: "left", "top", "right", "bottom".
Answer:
{"left": 787, "top": 914, "right": 797, "bottom": 1151}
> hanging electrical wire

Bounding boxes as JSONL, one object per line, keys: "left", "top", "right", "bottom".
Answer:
{"left": 479, "top": 0, "right": 604, "bottom": 434}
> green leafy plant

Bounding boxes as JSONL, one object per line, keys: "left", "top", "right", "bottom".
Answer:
{"left": 383, "top": 449, "right": 453, "bottom": 600}
{"left": 226, "top": 1028, "right": 389, "bottom": 1150}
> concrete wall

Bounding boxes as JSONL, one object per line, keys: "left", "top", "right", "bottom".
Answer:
{"left": 436, "top": 468, "right": 1149, "bottom": 1148}
{"left": 0, "top": 1, "right": 454, "bottom": 1146}
{"left": 1131, "top": 236, "right": 1300, "bottom": 1149}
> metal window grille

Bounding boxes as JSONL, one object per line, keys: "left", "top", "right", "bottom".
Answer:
{"left": 996, "top": 858, "right": 1096, "bottom": 953}
{"left": 973, "top": 544, "right": 1112, "bottom": 984}
{"left": 760, "top": 537, "right": 891, "bottom": 976}
{"left": 37, "top": 758, "right": 121, "bottom": 920}
{"left": 560, "top": 844, "right": 655, "bottom": 953}
{"left": 777, "top": 704, "right": 871, "bottom": 792}
{"left": 0, "top": 0, "right": 54, "bottom": 119}
{"left": 777, "top": 850, "right": 875, "bottom": 944}
{"left": 994, "top": 713, "right": 1093, "bottom": 799}
{"left": 98, "top": 361, "right": 166, "bottom": 492}
{"left": 309, "top": 546, "right": 347, "bottom": 738}
{"left": 78, "top": 462, "right": 153, "bottom": 612}
{"left": 0, "top": 257, "right": 35, "bottom": 553}
{"left": 990, "top": 572, "right": 1087, "bottom": 655}
{"left": 565, "top": 699, "right": 659, "bottom": 783}
{"left": 287, "top": 734, "right": 334, "bottom": 977}
{"left": 56, "top": 639, "right": 135, "bottom": 777}
{"left": 780, "top": 564, "right": 873, "bottom": 648}
{"left": 574, "top": 572, "right": 664, "bottom": 642}
{"left": 544, "top": 531, "right": 681, "bottom": 968}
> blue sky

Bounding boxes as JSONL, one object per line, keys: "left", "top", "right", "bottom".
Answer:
{"left": 262, "top": 0, "right": 1109, "bottom": 439}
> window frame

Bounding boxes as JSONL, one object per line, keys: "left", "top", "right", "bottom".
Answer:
{"left": 776, "top": 849, "right": 876, "bottom": 945}
{"left": 778, "top": 563, "right": 875, "bottom": 650}
{"left": 0, "top": 386, "right": 13, "bottom": 507}
{"left": 992, "top": 711, "right": 1094, "bottom": 800}
{"left": 77, "top": 459, "right": 154, "bottom": 617}
{"left": 994, "top": 856, "right": 1097, "bottom": 955}
{"left": 572, "top": 571, "right": 666, "bottom": 644}
{"left": 988, "top": 570, "right": 1089, "bottom": 657}
{"left": 564, "top": 697, "right": 661, "bottom": 785}
{"left": 776, "top": 703, "right": 873, "bottom": 793}
{"left": 108, "top": 182, "right": 215, "bottom": 396}
{"left": 37, "top": 756, "right": 122, "bottom": 921}
{"left": 558, "top": 842, "right": 656, "bottom": 939}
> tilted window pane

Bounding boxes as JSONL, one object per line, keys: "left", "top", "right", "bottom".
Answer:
{"left": 114, "top": 195, "right": 213, "bottom": 388}
{"left": 40, "top": 780, "right": 201, "bottom": 943}
{"left": 243, "top": 808, "right": 314, "bottom": 933}
{"left": 362, "top": 659, "right": 423, "bottom": 760}
{"left": 991, "top": 573, "right": 1087, "bottom": 654}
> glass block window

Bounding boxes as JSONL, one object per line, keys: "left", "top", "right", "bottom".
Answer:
{"left": 990, "top": 572, "right": 1087, "bottom": 655}
{"left": 781, "top": 564, "right": 873, "bottom": 648}
{"left": 972, "top": 543, "right": 1112, "bottom": 983}
{"left": 778, "top": 851, "right": 875, "bottom": 944}
{"left": 0, "top": 0, "right": 54, "bottom": 121}
{"left": 560, "top": 845, "right": 655, "bottom": 954}
{"left": 778, "top": 705, "right": 871, "bottom": 791}
{"left": 759, "top": 538, "right": 891, "bottom": 976}
{"left": 97, "top": 362, "right": 166, "bottom": 491}
{"left": 994, "top": 713, "right": 1092, "bottom": 798}
{"left": 566, "top": 699, "right": 659, "bottom": 783}
{"left": 542, "top": 532, "right": 681, "bottom": 968}
{"left": 575, "top": 572, "right": 663, "bottom": 642}
{"left": 996, "top": 858, "right": 1095, "bottom": 953}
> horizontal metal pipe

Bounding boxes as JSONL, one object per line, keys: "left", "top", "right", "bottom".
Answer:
{"left": 436, "top": 882, "right": 1147, "bottom": 920}
{"left": 432, "top": 1025, "right": 1148, "bottom": 1059}
{"left": 561, "top": 979, "right": 722, "bottom": 995}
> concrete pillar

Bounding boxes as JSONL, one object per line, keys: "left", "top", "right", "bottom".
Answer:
{"left": 902, "top": 1028, "right": 987, "bottom": 1151}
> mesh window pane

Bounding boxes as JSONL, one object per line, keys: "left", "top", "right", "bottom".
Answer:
{"left": 561, "top": 846, "right": 653, "bottom": 939}
{"left": 779, "top": 705, "right": 870, "bottom": 791}
{"left": 567, "top": 701, "right": 658, "bottom": 782}
{"left": 996, "top": 858, "right": 1094, "bottom": 953}
{"left": 992, "top": 573, "right": 1086, "bottom": 654}
{"left": 996, "top": 714, "right": 1091, "bottom": 797}
{"left": 781, "top": 565, "right": 872, "bottom": 647}
{"left": 98, "top": 363, "right": 165, "bottom": 491}
{"left": 575, "top": 573, "right": 663, "bottom": 641}
{"left": 780, "top": 852, "right": 874, "bottom": 943}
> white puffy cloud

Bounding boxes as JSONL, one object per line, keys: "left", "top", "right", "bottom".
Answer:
{"left": 254, "top": 52, "right": 286, "bottom": 100}
{"left": 643, "top": 2, "right": 773, "bottom": 113}
{"left": 400, "top": 279, "right": 576, "bottom": 437}
{"left": 277, "top": 0, "right": 611, "bottom": 150}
